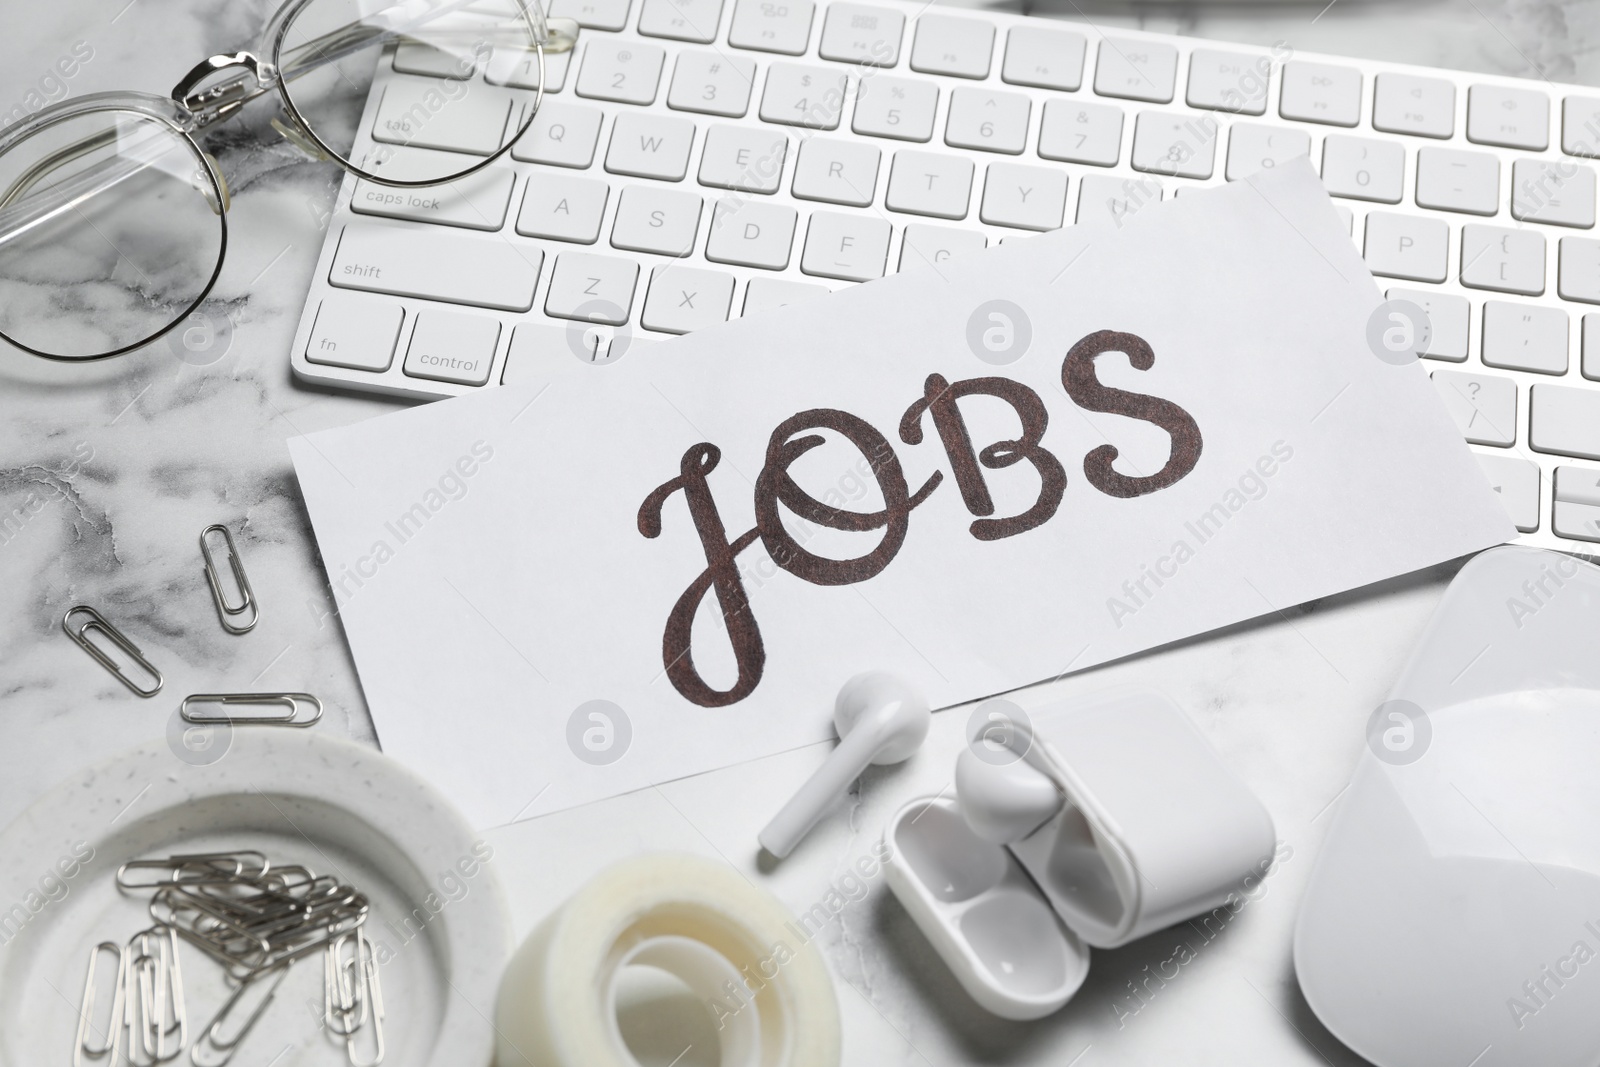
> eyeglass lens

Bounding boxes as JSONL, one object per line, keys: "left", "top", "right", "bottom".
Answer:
{"left": 277, "top": 0, "right": 543, "bottom": 185}
{"left": 0, "top": 110, "right": 226, "bottom": 360}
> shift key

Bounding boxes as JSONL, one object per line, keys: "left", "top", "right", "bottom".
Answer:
{"left": 330, "top": 224, "right": 542, "bottom": 312}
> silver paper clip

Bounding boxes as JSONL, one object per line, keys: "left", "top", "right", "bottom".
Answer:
{"left": 125, "top": 925, "right": 186, "bottom": 1065}
{"left": 200, "top": 525, "right": 259, "bottom": 635}
{"left": 188, "top": 964, "right": 288, "bottom": 1067}
{"left": 325, "top": 930, "right": 385, "bottom": 1067}
{"left": 74, "top": 941, "right": 126, "bottom": 1067}
{"left": 62, "top": 606, "right": 164, "bottom": 698}
{"left": 180, "top": 693, "right": 323, "bottom": 728}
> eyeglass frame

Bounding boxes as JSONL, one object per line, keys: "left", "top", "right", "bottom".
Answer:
{"left": 0, "top": 0, "right": 568, "bottom": 362}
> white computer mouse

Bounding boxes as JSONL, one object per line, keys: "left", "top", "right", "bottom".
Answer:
{"left": 1295, "top": 687, "right": 1600, "bottom": 1067}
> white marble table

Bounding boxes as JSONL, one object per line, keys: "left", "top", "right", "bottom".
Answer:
{"left": 1, "top": 1, "right": 1594, "bottom": 1064}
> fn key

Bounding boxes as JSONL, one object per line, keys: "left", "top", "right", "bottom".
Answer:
{"left": 404, "top": 311, "right": 501, "bottom": 386}
{"left": 305, "top": 298, "right": 404, "bottom": 372}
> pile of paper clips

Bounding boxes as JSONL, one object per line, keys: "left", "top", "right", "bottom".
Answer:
{"left": 75, "top": 851, "right": 384, "bottom": 1067}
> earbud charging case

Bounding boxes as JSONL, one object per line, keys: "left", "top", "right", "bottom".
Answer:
{"left": 885, "top": 688, "right": 1277, "bottom": 1020}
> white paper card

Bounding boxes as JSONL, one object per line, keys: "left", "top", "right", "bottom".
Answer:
{"left": 290, "top": 162, "right": 1513, "bottom": 830}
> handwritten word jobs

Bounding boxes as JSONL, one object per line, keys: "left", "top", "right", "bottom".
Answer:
{"left": 641, "top": 331, "right": 1203, "bottom": 707}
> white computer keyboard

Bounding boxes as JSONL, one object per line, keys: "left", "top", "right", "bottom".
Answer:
{"left": 287, "top": 0, "right": 1600, "bottom": 554}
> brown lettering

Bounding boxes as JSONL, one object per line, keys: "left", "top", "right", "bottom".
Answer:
{"left": 1061, "top": 330, "right": 1203, "bottom": 498}
{"left": 899, "top": 373, "right": 1067, "bottom": 540}
{"left": 755, "top": 409, "right": 939, "bottom": 586}
{"left": 638, "top": 443, "right": 765, "bottom": 708}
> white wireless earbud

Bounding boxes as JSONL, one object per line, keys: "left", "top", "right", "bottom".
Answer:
{"left": 955, "top": 746, "right": 1064, "bottom": 845}
{"left": 759, "top": 672, "right": 931, "bottom": 860}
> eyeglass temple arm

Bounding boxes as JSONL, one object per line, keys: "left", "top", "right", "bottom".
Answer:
{"left": 0, "top": 131, "right": 227, "bottom": 251}
{"left": 0, "top": 1, "right": 574, "bottom": 236}
{"left": 0, "top": 127, "right": 116, "bottom": 211}
{"left": 274, "top": 1, "right": 575, "bottom": 84}
{"left": 168, "top": 0, "right": 572, "bottom": 123}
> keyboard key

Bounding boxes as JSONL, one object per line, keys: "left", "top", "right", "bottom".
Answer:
{"left": 1482, "top": 301, "right": 1569, "bottom": 375}
{"left": 1432, "top": 369, "right": 1516, "bottom": 446}
{"left": 305, "top": 298, "right": 404, "bottom": 372}
{"left": 899, "top": 223, "right": 986, "bottom": 271}
{"left": 373, "top": 80, "right": 512, "bottom": 154}
{"left": 1461, "top": 225, "right": 1545, "bottom": 295}
{"left": 1588, "top": 314, "right": 1600, "bottom": 379}
{"left": 1372, "top": 73, "right": 1455, "bottom": 139}
{"left": 1532, "top": 384, "right": 1600, "bottom": 460}
{"left": 1386, "top": 287, "right": 1469, "bottom": 361}
{"left": 744, "top": 277, "right": 828, "bottom": 314}
{"left": 501, "top": 323, "right": 657, "bottom": 379}
{"left": 1416, "top": 148, "right": 1500, "bottom": 215}
{"left": 550, "top": 0, "right": 631, "bottom": 30}
{"left": 800, "top": 211, "right": 891, "bottom": 281}
{"left": 1038, "top": 100, "right": 1123, "bottom": 167}
{"left": 980, "top": 163, "right": 1067, "bottom": 231}
{"left": 501, "top": 324, "right": 562, "bottom": 384}
{"left": 545, "top": 252, "right": 640, "bottom": 323}
{"left": 605, "top": 112, "right": 695, "bottom": 179}
{"left": 641, "top": 264, "right": 735, "bottom": 332}
{"left": 728, "top": 0, "right": 814, "bottom": 55}
{"left": 404, "top": 310, "right": 500, "bottom": 386}
{"left": 1556, "top": 464, "right": 1600, "bottom": 506}
{"left": 1558, "top": 469, "right": 1600, "bottom": 540}
{"left": 1224, "top": 123, "right": 1309, "bottom": 181}
{"left": 1554, "top": 502, "right": 1600, "bottom": 541}
{"left": 510, "top": 101, "right": 603, "bottom": 167}
{"left": 1131, "top": 112, "right": 1218, "bottom": 179}
{"left": 330, "top": 223, "right": 541, "bottom": 311}
{"left": 611, "top": 185, "right": 704, "bottom": 256}
{"left": 485, "top": 47, "right": 572, "bottom": 93}
{"left": 638, "top": 0, "right": 725, "bottom": 42}
{"left": 1001, "top": 25, "right": 1085, "bottom": 92}
{"left": 1562, "top": 98, "right": 1600, "bottom": 157}
{"left": 706, "top": 198, "right": 797, "bottom": 268}
{"left": 394, "top": 42, "right": 479, "bottom": 80}
{"left": 911, "top": 14, "right": 994, "bottom": 79}
{"left": 760, "top": 64, "right": 848, "bottom": 129}
{"left": 819, "top": 3, "right": 904, "bottom": 65}
{"left": 1560, "top": 236, "right": 1600, "bottom": 304}
{"left": 1363, "top": 213, "right": 1448, "bottom": 283}
{"left": 576, "top": 40, "right": 666, "bottom": 104}
{"left": 1467, "top": 85, "right": 1549, "bottom": 150}
{"left": 1580, "top": 313, "right": 1600, "bottom": 383}
{"left": 1511, "top": 160, "right": 1596, "bottom": 228}
{"left": 1476, "top": 453, "right": 1541, "bottom": 532}
{"left": 1319, "top": 135, "right": 1404, "bottom": 203}
{"left": 667, "top": 51, "right": 757, "bottom": 117}
{"left": 886, "top": 150, "right": 974, "bottom": 219}
{"left": 791, "top": 138, "right": 881, "bottom": 205}
{"left": 1076, "top": 174, "right": 1163, "bottom": 228}
{"left": 1093, "top": 39, "right": 1177, "bottom": 103}
{"left": 351, "top": 163, "right": 514, "bottom": 230}
{"left": 698, "top": 125, "right": 788, "bottom": 192}
{"left": 516, "top": 173, "right": 610, "bottom": 242}
{"left": 1186, "top": 49, "right": 1269, "bottom": 115}
{"left": 1279, "top": 61, "right": 1362, "bottom": 127}
{"left": 852, "top": 75, "right": 937, "bottom": 142}
{"left": 945, "top": 89, "right": 1030, "bottom": 155}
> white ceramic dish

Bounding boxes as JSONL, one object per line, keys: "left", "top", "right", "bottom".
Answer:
{"left": 0, "top": 730, "right": 511, "bottom": 1066}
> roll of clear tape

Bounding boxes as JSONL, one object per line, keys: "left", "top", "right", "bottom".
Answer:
{"left": 495, "top": 853, "right": 842, "bottom": 1067}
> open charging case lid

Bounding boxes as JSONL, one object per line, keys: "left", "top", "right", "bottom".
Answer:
{"left": 884, "top": 688, "right": 1277, "bottom": 1021}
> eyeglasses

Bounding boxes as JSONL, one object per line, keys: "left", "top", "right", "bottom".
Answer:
{"left": 0, "top": 0, "right": 574, "bottom": 362}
